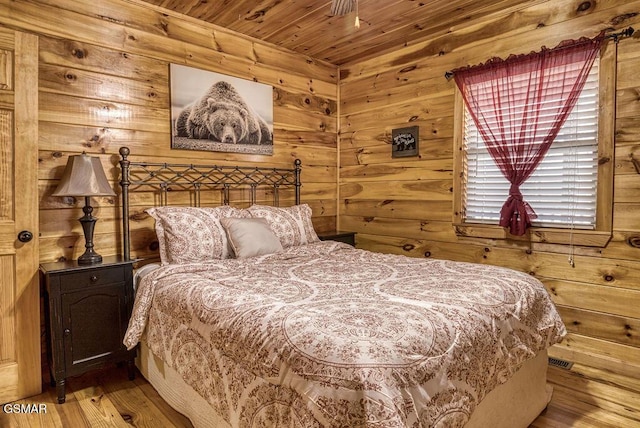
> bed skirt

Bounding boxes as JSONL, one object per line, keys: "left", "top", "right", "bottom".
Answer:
{"left": 136, "top": 342, "right": 552, "bottom": 428}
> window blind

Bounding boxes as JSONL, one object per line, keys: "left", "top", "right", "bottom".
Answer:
{"left": 463, "top": 58, "right": 599, "bottom": 229}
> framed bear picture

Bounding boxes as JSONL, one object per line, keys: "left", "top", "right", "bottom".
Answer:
{"left": 391, "top": 126, "right": 419, "bottom": 158}
{"left": 170, "top": 64, "right": 274, "bottom": 155}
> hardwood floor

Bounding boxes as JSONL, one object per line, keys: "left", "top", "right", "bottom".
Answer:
{"left": 1, "top": 363, "right": 639, "bottom": 427}
{"left": 532, "top": 363, "right": 640, "bottom": 428}
{"left": 0, "top": 365, "right": 192, "bottom": 428}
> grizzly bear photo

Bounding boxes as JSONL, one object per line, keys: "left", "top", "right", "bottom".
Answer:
{"left": 175, "top": 81, "right": 272, "bottom": 145}
{"left": 170, "top": 64, "right": 274, "bottom": 155}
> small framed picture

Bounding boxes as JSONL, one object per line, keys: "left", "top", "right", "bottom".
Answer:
{"left": 391, "top": 126, "right": 419, "bottom": 158}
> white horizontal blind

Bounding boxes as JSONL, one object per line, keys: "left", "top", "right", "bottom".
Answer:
{"left": 463, "top": 58, "right": 599, "bottom": 229}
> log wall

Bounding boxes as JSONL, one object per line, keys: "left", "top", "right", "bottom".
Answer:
{"left": 339, "top": 0, "right": 640, "bottom": 378}
{"left": 0, "top": 0, "right": 338, "bottom": 262}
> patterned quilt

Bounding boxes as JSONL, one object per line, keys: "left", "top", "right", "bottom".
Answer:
{"left": 124, "top": 241, "right": 566, "bottom": 427}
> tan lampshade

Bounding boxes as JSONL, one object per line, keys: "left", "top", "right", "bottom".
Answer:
{"left": 52, "top": 153, "right": 116, "bottom": 197}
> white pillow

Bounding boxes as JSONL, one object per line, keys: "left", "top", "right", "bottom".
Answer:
{"left": 220, "top": 217, "right": 283, "bottom": 258}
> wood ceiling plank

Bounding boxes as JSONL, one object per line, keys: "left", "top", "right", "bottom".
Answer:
{"left": 226, "top": 0, "right": 331, "bottom": 38}
{"left": 131, "top": 0, "right": 618, "bottom": 66}
{"left": 311, "top": 0, "right": 537, "bottom": 64}
{"left": 260, "top": 0, "right": 420, "bottom": 59}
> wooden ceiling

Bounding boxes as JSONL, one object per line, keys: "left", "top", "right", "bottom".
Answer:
{"left": 137, "top": 0, "right": 541, "bottom": 66}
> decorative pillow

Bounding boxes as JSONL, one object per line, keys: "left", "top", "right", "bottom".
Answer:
{"left": 220, "top": 217, "right": 283, "bottom": 259}
{"left": 246, "top": 204, "right": 319, "bottom": 248}
{"left": 146, "top": 206, "right": 248, "bottom": 264}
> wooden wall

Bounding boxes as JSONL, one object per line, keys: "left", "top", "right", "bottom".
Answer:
{"left": 0, "top": 0, "right": 338, "bottom": 262}
{"left": 339, "top": 0, "right": 640, "bottom": 380}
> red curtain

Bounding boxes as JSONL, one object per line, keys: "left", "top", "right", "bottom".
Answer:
{"left": 453, "top": 34, "right": 604, "bottom": 236}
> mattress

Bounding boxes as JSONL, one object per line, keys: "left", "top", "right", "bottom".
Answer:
{"left": 137, "top": 342, "right": 552, "bottom": 428}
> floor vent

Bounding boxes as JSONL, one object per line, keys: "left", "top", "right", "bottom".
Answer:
{"left": 548, "top": 357, "right": 574, "bottom": 370}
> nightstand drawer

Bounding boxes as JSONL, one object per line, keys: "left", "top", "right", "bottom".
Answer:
{"left": 58, "top": 266, "right": 126, "bottom": 291}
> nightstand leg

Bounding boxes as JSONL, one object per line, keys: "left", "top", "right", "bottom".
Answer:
{"left": 127, "top": 358, "right": 135, "bottom": 380}
{"left": 56, "top": 379, "right": 66, "bottom": 404}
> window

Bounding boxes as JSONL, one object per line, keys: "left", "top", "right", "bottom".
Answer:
{"left": 453, "top": 47, "right": 614, "bottom": 246}
{"left": 464, "top": 59, "right": 599, "bottom": 229}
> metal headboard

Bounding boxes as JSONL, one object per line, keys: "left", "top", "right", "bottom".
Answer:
{"left": 118, "top": 146, "right": 301, "bottom": 260}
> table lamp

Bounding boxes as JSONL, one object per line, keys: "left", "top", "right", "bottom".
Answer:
{"left": 52, "top": 152, "right": 116, "bottom": 264}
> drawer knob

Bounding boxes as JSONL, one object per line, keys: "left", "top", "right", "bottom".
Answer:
{"left": 63, "top": 328, "right": 71, "bottom": 337}
{"left": 90, "top": 275, "right": 98, "bottom": 283}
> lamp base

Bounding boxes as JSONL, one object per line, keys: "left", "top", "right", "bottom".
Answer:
{"left": 77, "top": 196, "right": 103, "bottom": 265}
{"left": 77, "top": 250, "right": 103, "bottom": 265}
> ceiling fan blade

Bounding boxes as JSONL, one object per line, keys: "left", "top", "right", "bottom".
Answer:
{"left": 330, "top": 0, "right": 356, "bottom": 16}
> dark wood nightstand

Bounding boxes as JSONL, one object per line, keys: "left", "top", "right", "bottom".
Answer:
{"left": 40, "top": 256, "right": 136, "bottom": 404}
{"left": 318, "top": 231, "right": 356, "bottom": 246}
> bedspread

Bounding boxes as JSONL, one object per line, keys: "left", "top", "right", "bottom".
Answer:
{"left": 124, "top": 241, "right": 565, "bottom": 427}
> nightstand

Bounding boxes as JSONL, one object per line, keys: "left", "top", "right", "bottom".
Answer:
{"left": 318, "top": 231, "right": 356, "bottom": 246}
{"left": 40, "top": 256, "right": 136, "bottom": 404}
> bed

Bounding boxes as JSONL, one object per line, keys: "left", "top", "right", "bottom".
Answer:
{"left": 118, "top": 147, "right": 566, "bottom": 428}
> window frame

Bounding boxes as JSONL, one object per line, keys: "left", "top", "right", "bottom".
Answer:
{"left": 452, "top": 44, "right": 614, "bottom": 247}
